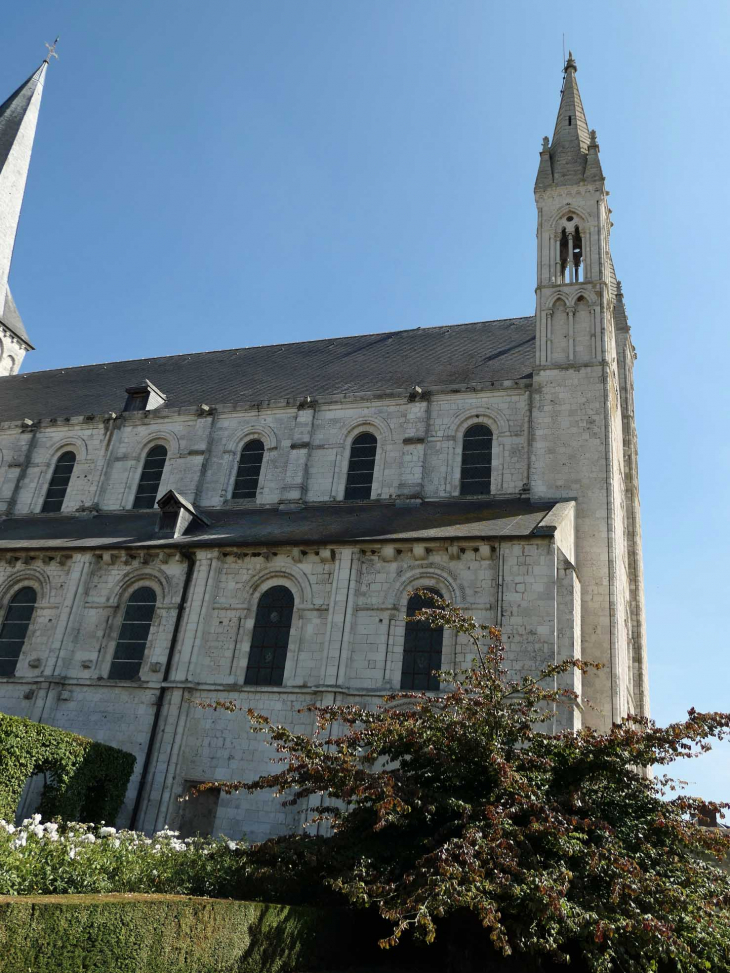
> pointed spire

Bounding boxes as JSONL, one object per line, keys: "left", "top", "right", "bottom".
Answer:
{"left": 0, "top": 61, "right": 48, "bottom": 347}
{"left": 536, "top": 52, "right": 596, "bottom": 189}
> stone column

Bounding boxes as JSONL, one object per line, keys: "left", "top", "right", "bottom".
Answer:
{"left": 545, "top": 309, "right": 553, "bottom": 364}
{"left": 567, "top": 307, "right": 575, "bottom": 362}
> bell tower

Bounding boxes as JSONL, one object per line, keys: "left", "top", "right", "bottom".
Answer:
{"left": 530, "top": 54, "right": 648, "bottom": 730}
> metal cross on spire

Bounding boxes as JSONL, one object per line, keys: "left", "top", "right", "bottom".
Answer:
{"left": 44, "top": 36, "right": 60, "bottom": 64}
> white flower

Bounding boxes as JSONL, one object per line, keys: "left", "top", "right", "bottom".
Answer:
{"left": 226, "top": 840, "right": 237, "bottom": 851}
{"left": 44, "top": 822, "right": 59, "bottom": 833}
{"left": 79, "top": 833, "right": 96, "bottom": 844}
{"left": 12, "top": 834, "right": 27, "bottom": 849}
{"left": 99, "top": 827, "right": 117, "bottom": 838}
{"left": 112, "top": 838, "right": 121, "bottom": 848}
{"left": 30, "top": 825, "right": 44, "bottom": 839}
{"left": 1, "top": 823, "right": 15, "bottom": 834}
{"left": 68, "top": 847, "right": 76, "bottom": 859}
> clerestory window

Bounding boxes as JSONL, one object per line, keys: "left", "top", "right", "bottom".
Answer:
{"left": 459, "top": 424, "right": 493, "bottom": 496}
{"left": 344, "top": 432, "right": 377, "bottom": 501}
{"left": 133, "top": 445, "right": 167, "bottom": 510}
{"left": 42, "top": 451, "right": 77, "bottom": 513}
{"left": 232, "top": 440, "right": 265, "bottom": 500}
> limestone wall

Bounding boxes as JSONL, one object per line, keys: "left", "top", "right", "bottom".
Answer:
{"left": 0, "top": 384, "right": 531, "bottom": 515}
{"left": 0, "top": 520, "right": 578, "bottom": 839}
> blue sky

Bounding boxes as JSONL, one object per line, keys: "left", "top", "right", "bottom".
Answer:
{"left": 3, "top": 2, "right": 729, "bottom": 801}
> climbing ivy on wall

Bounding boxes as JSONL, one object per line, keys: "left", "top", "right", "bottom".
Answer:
{"left": 0, "top": 712, "right": 135, "bottom": 824}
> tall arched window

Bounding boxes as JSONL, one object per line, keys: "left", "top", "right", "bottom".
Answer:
{"left": 133, "top": 445, "right": 167, "bottom": 509}
{"left": 244, "top": 586, "right": 294, "bottom": 686}
{"left": 344, "top": 432, "right": 377, "bottom": 501}
{"left": 109, "top": 587, "right": 157, "bottom": 680}
{"left": 232, "top": 439, "right": 265, "bottom": 500}
{"left": 42, "top": 451, "right": 77, "bottom": 513}
{"left": 400, "top": 589, "right": 444, "bottom": 691}
{"left": 460, "top": 424, "right": 493, "bottom": 496}
{"left": 0, "top": 587, "right": 37, "bottom": 677}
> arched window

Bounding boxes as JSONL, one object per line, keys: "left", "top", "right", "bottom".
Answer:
{"left": 400, "top": 589, "right": 444, "bottom": 691}
{"left": 232, "top": 439, "right": 265, "bottom": 500}
{"left": 344, "top": 432, "right": 377, "bottom": 501}
{"left": 559, "top": 222, "right": 583, "bottom": 283}
{"left": 0, "top": 587, "right": 37, "bottom": 677}
{"left": 245, "top": 586, "right": 294, "bottom": 686}
{"left": 460, "top": 424, "right": 493, "bottom": 496}
{"left": 133, "top": 445, "right": 167, "bottom": 509}
{"left": 42, "top": 451, "right": 77, "bottom": 513}
{"left": 109, "top": 587, "right": 157, "bottom": 680}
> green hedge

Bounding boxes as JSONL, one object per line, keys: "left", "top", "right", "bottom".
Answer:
{"left": 0, "top": 712, "right": 135, "bottom": 824}
{"left": 0, "top": 894, "right": 352, "bottom": 973}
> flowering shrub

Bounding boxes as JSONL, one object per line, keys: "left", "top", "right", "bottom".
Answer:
{"left": 0, "top": 815, "right": 246, "bottom": 897}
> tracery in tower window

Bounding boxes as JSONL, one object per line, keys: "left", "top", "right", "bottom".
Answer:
{"left": 559, "top": 224, "right": 583, "bottom": 283}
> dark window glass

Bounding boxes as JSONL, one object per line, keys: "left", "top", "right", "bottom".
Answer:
{"left": 459, "top": 424, "right": 493, "bottom": 496}
{"left": 158, "top": 509, "right": 178, "bottom": 532}
{"left": 0, "top": 587, "right": 37, "bottom": 677}
{"left": 124, "top": 393, "right": 148, "bottom": 413}
{"left": 244, "top": 586, "right": 294, "bottom": 687}
{"left": 42, "top": 451, "right": 77, "bottom": 513}
{"left": 133, "top": 445, "right": 167, "bottom": 510}
{"left": 232, "top": 439, "right": 265, "bottom": 500}
{"left": 400, "top": 589, "right": 443, "bottom": 691}
{"left": 344, "top": 432, "right": 377, "bottom": 501}
{"left": 109, "top": 587, "right": 156, "bottom": 680}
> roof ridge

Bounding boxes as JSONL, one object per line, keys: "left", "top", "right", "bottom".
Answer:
{"left": 11, "top": 314, "right": 535, "bottom": 378}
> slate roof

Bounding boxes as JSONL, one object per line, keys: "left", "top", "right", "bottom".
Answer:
{"left": 0, "top": 317, "right": 535, "bottom": 422}
{"left": 0, "top": 498, "right": 556, "bottom": 550}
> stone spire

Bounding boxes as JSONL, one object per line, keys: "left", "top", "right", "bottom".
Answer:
{"left": 535, "top": 52, "right": 596, "bottom": 190}
{"left": 0, "top": 61, "right": 48, "bottom": 352}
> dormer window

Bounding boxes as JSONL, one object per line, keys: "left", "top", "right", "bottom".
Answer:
{"left": 123, "top": 380, "right": 167, "bottom": 413}
{"left": 156, "top": 490, "right": 209, "bottom": 538}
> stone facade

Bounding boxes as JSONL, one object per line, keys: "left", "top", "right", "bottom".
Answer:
{"left": 0, "top": 53, "right": 648, "bottom": 839}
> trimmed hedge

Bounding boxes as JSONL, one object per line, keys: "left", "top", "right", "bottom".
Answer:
{"left": 0, "top": 894, "right": 352, "bottom": 973}
{"left": 0, "top": 713, "right": 135, "bottom": 824}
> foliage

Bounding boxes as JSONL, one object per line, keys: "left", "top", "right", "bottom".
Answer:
{"left": 0, "top": 892, "right": 351, "bottom": 973}
{"left": 0, "top": 817, "right": 245, "bottom": 897}
{"left": 0, "top": 712, "right": 135, "bottom": 824}
{"left": 195, "top": 593, "right": 730, "bottom": 973}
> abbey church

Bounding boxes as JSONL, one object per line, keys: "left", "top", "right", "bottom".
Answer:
{"left": 0, "top": 54, "right": 647, "bottom": 839}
